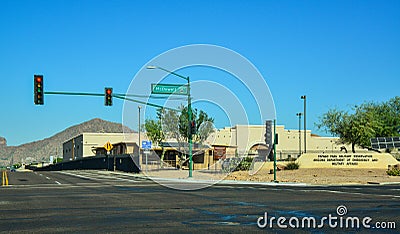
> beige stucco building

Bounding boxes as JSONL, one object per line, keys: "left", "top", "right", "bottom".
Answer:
{"left": 62, "top": 124, "right": 366, "bottom": 168}
{"left": 62, "top": 133, "right": 143, "bottom": 161}
{"left": 205, "top": 125, "right": 364, "bottom": 160}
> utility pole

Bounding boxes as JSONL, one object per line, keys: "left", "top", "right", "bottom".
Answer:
{"left": 301, "top": 95, "right": 307, "bottom": 153}
{"left": 296, "top": 113, "right": 302, "bottom": 157}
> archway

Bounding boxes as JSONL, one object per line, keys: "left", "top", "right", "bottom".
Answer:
{"left": 248, "top": 143, "right": 270, "bottom": 160}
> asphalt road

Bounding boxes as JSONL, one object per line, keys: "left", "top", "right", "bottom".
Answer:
{"left": 0, "top": 170, "right": 399, "bottom": 233}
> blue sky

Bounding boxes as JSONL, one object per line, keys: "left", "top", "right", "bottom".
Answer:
{"left": 0, "top": 0, "right": 399, "bottom": 146}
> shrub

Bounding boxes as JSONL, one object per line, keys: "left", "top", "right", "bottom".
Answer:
{"left": 221, "top": 157, "right": 241, "bottom": 172}
{"left": 387, "top": 168, "right": 400, "bottom": 176}
{"left": 222, "top": 157, "right": 253, "bottom": 172}
{"left": 285, "top": 162, "right": 300, "bottom": 170}
{"left": 235, "top": 157, "right": 253, "bottom": 171}
{"left": 53, "top": 157, "right": 63, "bottom": 164}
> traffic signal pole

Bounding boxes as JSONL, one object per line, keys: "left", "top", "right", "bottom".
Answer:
{"left": 34, "top": 75, "right": 180, "bottom": 111}
{"left": 273, "top": 119, "right": 277, "bottom": 182}
{"left": 146, "top": 66, "right": 193, "bottom": 178}
{"left": 39, "top": 91, "right": 178, "bottom": 111}
{"left": 188, "top": 77, "right": 193, "bottom": 178}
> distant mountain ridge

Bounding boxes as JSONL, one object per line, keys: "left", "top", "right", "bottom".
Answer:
{"left": 0, "top": 118, "right": 134, "bottom": 165}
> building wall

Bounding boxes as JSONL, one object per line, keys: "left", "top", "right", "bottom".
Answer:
{"left": 63, "top": 133, "right": 140, "bottom": 161}
{"left": 74, "top": 135, "right": 84, "bottom": 159}
{"left": 209, "top": 127, "right": 236, "bottom": 147}
{"left": 81, "top": 133, "right": 129, "bottom": 157}
{"left": 62, "top": 126, "right": 366, "bottom": 163}
{"left": 206, "top": 125, "right": 365, "bottom": 160}
{"left": 63, "top": 139, "right": 74, "bottom": 161}
{"left": 235, "top": 125, "right": 265, "bottom": 154}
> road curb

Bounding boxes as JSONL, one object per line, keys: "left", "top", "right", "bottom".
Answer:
{"left": 367, "top": 181, "right": 400, "bottom": 185}
{"left": 107, "top": 171, "right": 400, "bottom": 187}
{"left": 116, "top": 172, "right": 309, "bottom": 187}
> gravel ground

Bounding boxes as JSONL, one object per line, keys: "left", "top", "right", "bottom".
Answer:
{"left": 225, "top": 168, "right": 400, "bottom": 185}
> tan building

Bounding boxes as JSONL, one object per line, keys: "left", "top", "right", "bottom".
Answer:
{"left": 61, "top": 125, "right": 366, "bottom": 170}
{"left": 62, "top": 133, "right": 141, "bottom": 161}
{"left": 205, "top": 125, "right": 365, "bottom": 160}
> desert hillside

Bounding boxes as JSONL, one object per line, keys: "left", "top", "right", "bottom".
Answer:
{"left": 0, "top": 118, "right": 133, "bottom": 166}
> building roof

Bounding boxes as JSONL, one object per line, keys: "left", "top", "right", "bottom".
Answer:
{"left": 160, "top": 142, "right": 211, "bottom": 149}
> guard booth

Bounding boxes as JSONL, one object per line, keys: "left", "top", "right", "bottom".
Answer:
{"left": 181, "top": 148, "right": 215, "bottom": 170}
{"left": 151, "top": 142, "right": 220, "bottom": 171}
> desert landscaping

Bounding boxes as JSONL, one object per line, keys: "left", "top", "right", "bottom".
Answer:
{"left": 225, "top": 168, "right": 400, "bottom": 185}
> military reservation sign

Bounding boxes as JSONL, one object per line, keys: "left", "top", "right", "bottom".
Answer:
{"left": 296, "top": 153, "right": 398, "bottom": 169}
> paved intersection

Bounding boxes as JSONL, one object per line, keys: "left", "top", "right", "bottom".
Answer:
{"left": 0, "top": 170, "right": 398, "bottom": 233}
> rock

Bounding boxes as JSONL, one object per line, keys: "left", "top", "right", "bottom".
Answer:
{"left": 0, "top": 137, "right": 6, "bottom": 147}
{"left": 276, "top": 164, "right": 286, "bottom": 170}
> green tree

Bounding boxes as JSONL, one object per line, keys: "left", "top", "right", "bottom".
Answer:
{"left": 317, "top": 97, "right": 400, "bottom": 153}
{"left": 144, "top": 119, "right": 165, "bottom": 147}
{"left": 144, "top": 114, "right": 166, "bottom": 166}
{"left": 157, "top": 105, "right": 215, "bottom": 168}
{"left": 359, "top": 97, "right": 400, "bottom": 137}
{"left": 317, "top": 108, "right": 368, "bottom": 153}
{"left": 177, "top": 106, "right": 215, "bottom": 144}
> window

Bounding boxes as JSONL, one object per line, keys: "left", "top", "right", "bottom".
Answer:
{"left": 193, "top": 153, "right": 204, "bottom": 163}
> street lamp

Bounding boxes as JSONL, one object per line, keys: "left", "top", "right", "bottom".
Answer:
{"left": 146, "top": 65, "right": 193, "bottom": 178}
{"left": 296, "top": 113, "right": 302, "bottom": 157}
{"left": 301, "top": 95, "right": 307, "bottom": 153}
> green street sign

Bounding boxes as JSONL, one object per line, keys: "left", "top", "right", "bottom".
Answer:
{"left": 151, "top": 83, "right": 188, "bottom": 95}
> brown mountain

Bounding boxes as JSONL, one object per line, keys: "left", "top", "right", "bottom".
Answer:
{"left": 0, "top": 118, "right": 134, "bottom": 166}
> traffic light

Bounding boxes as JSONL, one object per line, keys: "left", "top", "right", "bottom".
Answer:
{"left": 265, "top": 120, "right": 272, "bottom": 145}
{"left": 34, "top": 75, "right": 44, "bottom": 105}
{"left": 190, "top": 120, "right": 196, "bottom": 135}
{"left": 104, "top": 87, "right": 112, "bottom": 106}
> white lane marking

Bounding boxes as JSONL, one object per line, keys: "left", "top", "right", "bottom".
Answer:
{"left": 285, "top": 188, "right": 400, "bottom": 199}
{"left": 111, "top": 177, "right": 139, "bottom": 183}
{"left": 58, "top": 171, "right": 140, "bottom": 183}
{"left": 46, "top": 177, "right": 50, "bottom": 180}
{"left": 57, "top": 171, "right": 100, "bottom": 181}
{"left": 4, "top": 183, "right": 155, "bottom": 189}
{"left": 55, "top": 181, "right": 61, "bottom": 185}
{"left": 39, "top": 174, "right": 43, "bottom": 176}
{"left": 213, "top": 184, "right": 400, "bottom": 198}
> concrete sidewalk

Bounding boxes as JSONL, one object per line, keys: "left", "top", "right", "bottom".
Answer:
{"left": 109, "top": 169, "right": 308, "bottom": 187}
{"left": 108, "top": 168, "right": 400, "bottom": 187}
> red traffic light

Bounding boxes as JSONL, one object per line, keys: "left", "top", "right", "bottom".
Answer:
{"left": 34, "top": 75, "right": 44, "bottom": 105}
{"left": 190, "top": 120, "right": 196, "bottom": 135}
{"left": 104, "top": 87, "right": 113, "bottom": 106}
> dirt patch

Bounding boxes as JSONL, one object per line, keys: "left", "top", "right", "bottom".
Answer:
{"left": 225, "top": 168, "right": 400, "bottom": 185}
